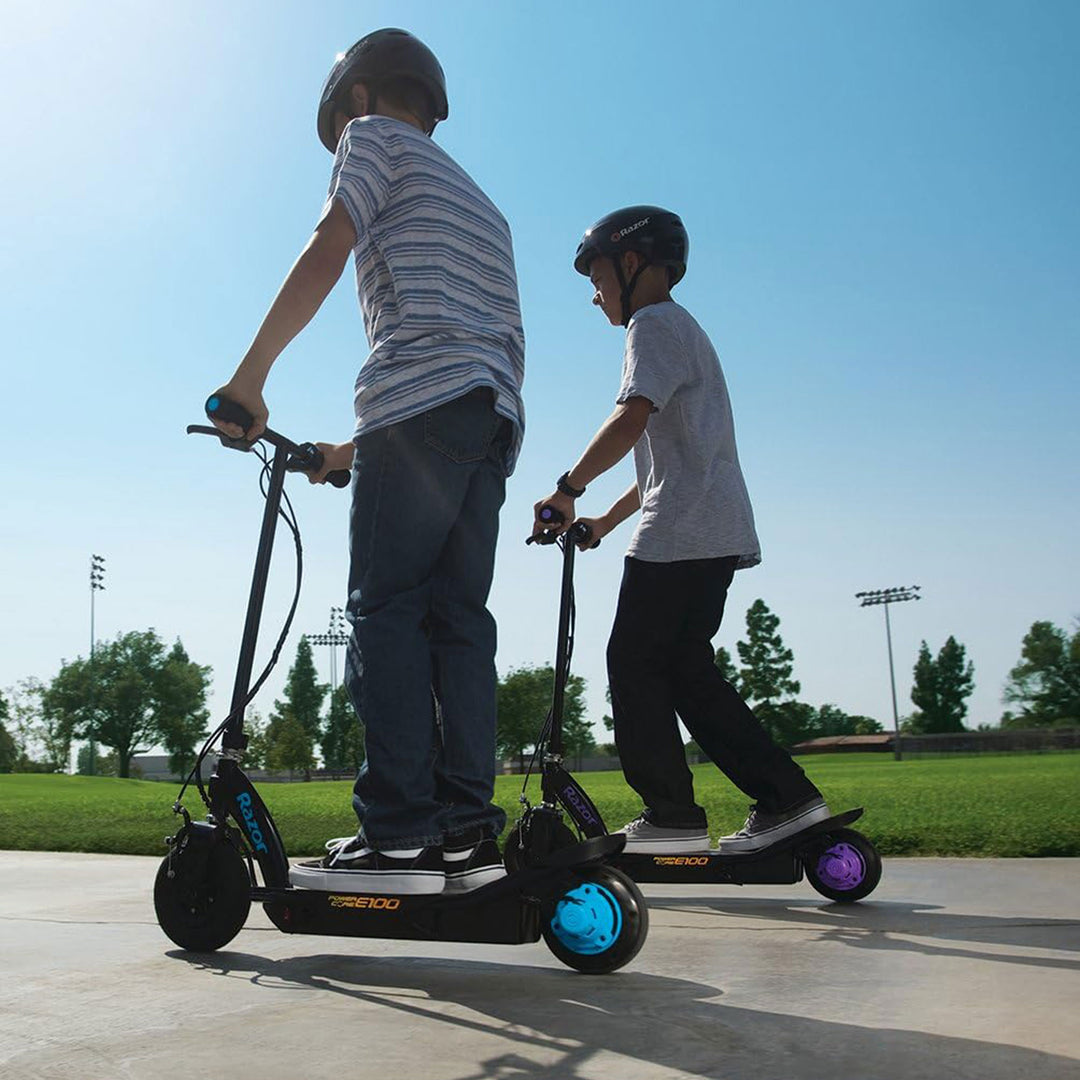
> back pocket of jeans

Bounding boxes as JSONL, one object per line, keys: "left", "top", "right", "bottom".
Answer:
{"left": 423, "top": 389, "right": 501, "bottom": 463}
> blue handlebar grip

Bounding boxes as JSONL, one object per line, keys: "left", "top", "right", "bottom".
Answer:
{"left": 205, "top": 393, "right": 254, "bottom": 433}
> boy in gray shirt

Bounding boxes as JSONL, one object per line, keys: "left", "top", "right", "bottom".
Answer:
{"left": 533, "top": 205, "right": 827, "bottom": 853}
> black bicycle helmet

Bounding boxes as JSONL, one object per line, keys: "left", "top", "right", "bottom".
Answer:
{"left": 317, "top": 28, "right": 448, "bottom": 152}
{"left": 573, "top": 206, "right": 689, "bottom": 325}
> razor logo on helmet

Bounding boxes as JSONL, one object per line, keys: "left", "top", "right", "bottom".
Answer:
{"left": 610, "top": 217, "right": 651, "bottom": 243}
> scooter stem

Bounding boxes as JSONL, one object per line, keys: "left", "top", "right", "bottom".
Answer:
{"left": 548, "top": 534, "right": 577, "bottom": 759}
{"left": 225, "top": 444, "right": 289, "bottom": 749}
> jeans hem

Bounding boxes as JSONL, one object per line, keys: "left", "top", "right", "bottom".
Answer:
{"left": 360, "top": 831, "right": 444, "bottom": 851}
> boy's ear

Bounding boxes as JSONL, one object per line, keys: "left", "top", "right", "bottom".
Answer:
{"left": 347, "top": 81, "right": 370, "bottom": 117}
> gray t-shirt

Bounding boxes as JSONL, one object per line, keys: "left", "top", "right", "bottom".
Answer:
{"left": 616, "top": 302, "right": 761, "bottom": 567}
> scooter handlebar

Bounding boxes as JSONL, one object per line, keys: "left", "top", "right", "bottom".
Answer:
{"left": 526, "top": 506, "right": 599, "bottom": 548}
{"left": 201, "top": 394, "right": 351, "bottom": 488}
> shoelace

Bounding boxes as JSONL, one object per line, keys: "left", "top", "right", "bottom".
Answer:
{"left": 738, "top": 805, "right": 761, "bottom": 835}
{"left": 328, "top": 839, "right": 373, "bottom": 865}
{"left": 325, "top": 834, "right": 357, "bottom": 851}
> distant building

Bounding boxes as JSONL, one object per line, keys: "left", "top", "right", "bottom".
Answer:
{"left": 792, "top": 734, "right": 894, "bottom": 754}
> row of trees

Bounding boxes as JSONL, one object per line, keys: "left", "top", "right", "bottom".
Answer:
{"left": 711, "top": 599, "right": 883, "bottom": 748}
{"left": 1, "top": 631, "right": 211, "bottom": 777}
{"left": 246, "top": 637, "right": 365, "bottom": 776}
{"left": 0, "top": 630, "right": 363, "bottom": 779}
{"left": 2, "top": 614, "right": 1077, "bottom": 775}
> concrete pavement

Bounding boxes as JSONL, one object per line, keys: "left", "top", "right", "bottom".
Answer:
{"left": 1, "top": 851, "right": 1078, "bottom": 1079}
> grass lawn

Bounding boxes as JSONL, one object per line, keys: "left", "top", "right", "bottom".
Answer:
{"left": 1, "top": 751, "right": 1077, "bottom": 859}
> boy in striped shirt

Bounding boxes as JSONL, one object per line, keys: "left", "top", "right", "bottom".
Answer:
{"left": 211, "top": 29, "right": 524, "bottom": 894}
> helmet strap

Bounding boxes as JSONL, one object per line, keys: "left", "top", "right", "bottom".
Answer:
{"left": 613, "top": 255, "right": 651, "bottom": 327}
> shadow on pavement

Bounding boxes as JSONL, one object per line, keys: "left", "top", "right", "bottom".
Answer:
{"left": 170, "top": 948, "right": 1080, "bottom": 1080}
{"left": 645, "top": 896, "right": 1080, "bottom": 972}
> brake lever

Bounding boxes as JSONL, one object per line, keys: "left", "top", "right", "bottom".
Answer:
{"left": 185, "top": 424, "right": 256, "bottom": 451}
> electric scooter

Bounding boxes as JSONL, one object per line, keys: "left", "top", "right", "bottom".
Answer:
{"left": 152, "top": 397, "right": 649, "bottom": 975}
{"left": 508, "top": 512, "right": 882, "bottom": 903}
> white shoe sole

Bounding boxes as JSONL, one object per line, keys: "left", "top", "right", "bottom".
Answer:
{"left": 715, "top": 803, "right": 832, "bottom": 854}
{"left": 288, "top": 864, "right": 445, "bottom": 895}
{"left": 444, "top": 865, "right": 508, "bottom": 893}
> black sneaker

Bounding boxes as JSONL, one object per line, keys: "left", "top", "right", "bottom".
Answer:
{"left": 289, "top": 838, "right": 445, "bottom": 895}
{"left": 443, "top": 832, "right": 507, "bottom": 894}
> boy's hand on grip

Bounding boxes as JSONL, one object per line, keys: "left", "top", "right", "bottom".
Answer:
{"left": 532, "top": 490, "right": 575, "bottom": 538}
{"left": 308, "top": 442, "right": 354, "bottom": 485}
{"left": 573, "top": 517, "right": 606, "bottom": 551}
{"left": 207, "top": 382, "right": 268, "bottom": 442}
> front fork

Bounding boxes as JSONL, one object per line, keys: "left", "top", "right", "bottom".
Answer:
{"left": 169, "top": 758, "right": 291, "bottom": 889}
{"left": 539, "top": 757, "right": 608, "bottom": 840}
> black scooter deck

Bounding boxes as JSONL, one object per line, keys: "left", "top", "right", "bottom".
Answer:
{"left": 609, "top": 808, "right": 864, "bottom": 885}
{"left": 255, "top": 834, "right": 621, "bottom": 944}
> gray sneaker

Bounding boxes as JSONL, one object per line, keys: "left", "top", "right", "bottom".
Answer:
{"left": 618, "top": 814, "right": 710, "bottom": 853}
{"left": 715, "top": 798, "right": 831, "bottom": 854}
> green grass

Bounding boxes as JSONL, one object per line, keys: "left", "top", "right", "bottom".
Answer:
{"left": 2, "top": 751, "right": 1078, "bottom": 858}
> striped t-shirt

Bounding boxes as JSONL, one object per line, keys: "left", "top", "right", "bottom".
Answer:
{"left": 324, "top": 116, "right": 525, "bottom": 473}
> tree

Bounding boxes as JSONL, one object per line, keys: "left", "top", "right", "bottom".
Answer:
{"left": 3, "top": 678, "right": 67, "bottom": 773}
{"left": 562, "top": 673, "right": 595, "bottom": 765}
{"left": 266, "top": 637, "right": 327, "bottom": 774}
{"left": 814, "top": 704, "right": 884, "bottom": 737}
{"left": 756, "top": 700, "right": 817, "bottom": 748}
{"left": 77, "top": 744, "right": 118, "bottom": 776}
{"left": 270, "top": 636, "right": 327, "bottom": 740}
{"left": 909, "top": 636, "right": 975, "bottom": 733}
{"left": 1002, "top": 620, "right": 1080, "bottom": 727}
{"left": 737, "top": 600, "right": 800, "bottom": 707}
{"left": 713, "top": 645, "right": 740, "bottom": 689}
{"left": 496, "top": 664, "right": 588, "bottom": 773}
{"left": 321, "top": 684, "right": 365, "bottom": 774}
{"left": 0, "top": 691, "right": 15, "bottom": 772}
{"left": 265, "top": 712, "right": 315, "bottom": 774}
{"left": 43, "top": 629, "right": 209, "bottom": 778}
{"left": 243, "top": 709, "right": 268, "bottom": 768}
{"left": 735, "top": 600, "right": 801, "bottom": 745}
{"left": 154, "top": 642, "right": 212, "bottom": 777}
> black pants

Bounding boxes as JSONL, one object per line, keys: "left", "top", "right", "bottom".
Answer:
{"left": 607, "top": 556, "right": 820, "bottom": 828}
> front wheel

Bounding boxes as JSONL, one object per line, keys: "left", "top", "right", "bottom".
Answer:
{"left": 154, "top": 836, "right": 251, "bottom": 951}
{"left": 541, "top": 865, "right": 648, "bottom": 974}
{"left": 801, "top": 827, "right": 882, "bottom": 903}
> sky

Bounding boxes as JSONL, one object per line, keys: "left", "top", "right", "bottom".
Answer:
{"left": 1, "top": 0, "right": 1077, "bottom": 759}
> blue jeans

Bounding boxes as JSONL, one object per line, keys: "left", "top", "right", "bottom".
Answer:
{"left": 344, "top": 388, "right": 511, "bottom": 850}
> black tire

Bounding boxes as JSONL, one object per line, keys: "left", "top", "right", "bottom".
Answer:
{"left": 541, "top": 865, "right": 649, "bottom": 974}
{"left": 504, "top": 812, "right": 578, "bottom": 873}
{"left": 801, "top": 827, "right": 882, "bottom": 903}
{"left": 154, "top": 839, "right": 251, "bottom": 951}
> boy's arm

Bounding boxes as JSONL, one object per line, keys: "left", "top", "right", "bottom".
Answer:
{"left": 210, "top": 200, "right": 357, "bottom": 440}
{"left": 574, "top": 483, "right": 640, "bottom": 550}
{"left": 532, "top": 396, "right": 652, "bottom": 534}
{"left": 604, "top": 483, "right": 642, "bottom": 528}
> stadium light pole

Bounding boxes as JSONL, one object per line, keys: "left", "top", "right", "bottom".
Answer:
{"left": 88, "top": 554, "right": 106, "bottom": 776}
{"left": 309, "top": 606, "right": 349, "bottom": 690}
{"left": 855, "top": 586, "right": 921, "bottom": 762}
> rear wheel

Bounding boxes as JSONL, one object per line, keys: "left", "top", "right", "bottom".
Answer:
{"left": 801, "top": 827, "right": 882, "bottom": 902}
{"left": 541, "top": 865, "right": 648, "bottom": 974}
{"left": 154, "top": 836, "right": 251, "bottom": 951}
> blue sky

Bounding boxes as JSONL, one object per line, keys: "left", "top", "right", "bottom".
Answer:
{"left": 1, "top": 0, "right": 1077, "bottom": 753}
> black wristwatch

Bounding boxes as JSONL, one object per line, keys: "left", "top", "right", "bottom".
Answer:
{"left": 556, "top": 471, "right": 586, "bottom": 498}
